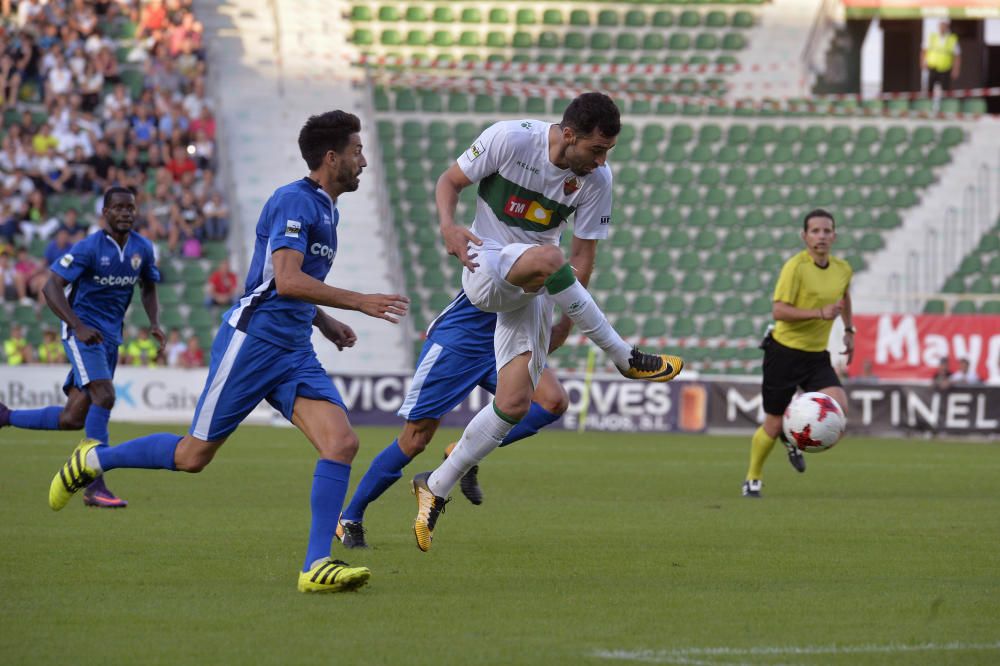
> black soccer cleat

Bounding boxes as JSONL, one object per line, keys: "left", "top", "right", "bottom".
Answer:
{"left": 742, "top": 480, "right": 762, "bottom": 498}
{"left": 338, "top": 519, "right": 369, "bottom": 549}
{"left": 781, "top": 433, "right": 807, "bottom": 473}
{"left": 459, "top": 465, "right": 484, "bottom": 505}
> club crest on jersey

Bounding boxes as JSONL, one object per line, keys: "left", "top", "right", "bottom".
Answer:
{"left": 563, "top": 176, "right": 580, "bottom": 196}
{"left": 130, "top": 253, "right": 142, "bottom": 270}
{"left": 59, "top": 254, "right": 74, "bottom": 268}
{"left": 285, "top": 220, "right": 301, "bottom": 238}
{"left": 466, "top": 140, "right": 486, "bottom": 161}
{"left": 504, "top": 196, "right": 554, "bottom": 226}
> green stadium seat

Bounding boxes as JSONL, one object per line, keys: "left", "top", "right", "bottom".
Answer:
{"left": 598, "top": 10, "right": 618, "bottom": 26}
{"left": 460, "top": 8, "right": 482, "bottom": 22}
{"left": 652, "top": 11, "right": 674, "bottom": 28}
{"left": 569, "top": 9, "right": 590, "bottom": 26}
{"left": 543, "top": 9, "right": 563, "bottom": 25}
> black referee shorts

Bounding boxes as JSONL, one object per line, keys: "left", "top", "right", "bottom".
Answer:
{"left": 760, "top": 334, "right": 841, "bottom": 416}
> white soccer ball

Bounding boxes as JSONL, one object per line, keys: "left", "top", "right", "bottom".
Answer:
{"left": 782, "top": 392, "right": 846, "bottom": 453}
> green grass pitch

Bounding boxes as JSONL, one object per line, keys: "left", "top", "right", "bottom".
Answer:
{"left": 2, "top": 425, "right": 999, "bottom": 665}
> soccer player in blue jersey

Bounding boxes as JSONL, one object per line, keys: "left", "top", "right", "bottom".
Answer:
{"left": 46, "top": 111, "right": 409, "bottom": 593}
{"left": 337, "top": 290, "right": 568, "bottom": 548}
{"left": 0, "top": 187, "right": 162, "bottom": 508}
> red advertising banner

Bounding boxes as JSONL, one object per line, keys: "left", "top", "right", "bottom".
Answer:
{"left": 852, "top": 314, "right": 1000, "bottom": 383}
{"left": 843, "top": 0, "right": 1000, "bottom": 18}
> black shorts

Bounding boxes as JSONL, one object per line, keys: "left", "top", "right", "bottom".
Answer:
{"left": 760, "top": 335, "right": 841, "bottom": 416}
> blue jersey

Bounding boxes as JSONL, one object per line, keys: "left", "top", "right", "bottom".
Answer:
{"left": 224, "top": 178, "right": 339, "bottom": 350}
{"left": 50, "top": 230, "right": 160, "bottom": 345}
{"left": 426, "top": 291, "right": 496, "bottom": 358}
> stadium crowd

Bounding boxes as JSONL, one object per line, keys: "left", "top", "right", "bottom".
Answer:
{"left": 1, "top": 0, "right": 226, "bottom": 367}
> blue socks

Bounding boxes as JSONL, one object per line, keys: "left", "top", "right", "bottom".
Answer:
{"left": 304, "top": 459, "right": 351, "bottom": 571}
{"left": 500, "top": 403, "right": 561, "bottom": 447}
{"left": 9, "top": 406, "right": 62, "bottom": 430}
{"left": 341, "top": 439, "right": 411, "bottom": 523}
{"left": 85, "top": 405, "right": 111, "bottom": 444}
{"left": 97, "top": 433, "right": 181, "bottom": 471}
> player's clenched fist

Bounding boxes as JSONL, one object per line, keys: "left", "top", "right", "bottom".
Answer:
{"left": 360, "top": 294, "right": 409, "bottom": 323}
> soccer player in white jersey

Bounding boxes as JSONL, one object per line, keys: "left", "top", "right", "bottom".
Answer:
{"left": 410, "top": 93, "right": 684, "bottom": 551}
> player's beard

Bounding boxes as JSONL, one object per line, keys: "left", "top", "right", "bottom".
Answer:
{"left": 340, "top": 162, "right": 361, "bottom": 191}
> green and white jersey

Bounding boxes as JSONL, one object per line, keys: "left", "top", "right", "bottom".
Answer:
{"left": 455, "top": 120, "right": 613, "bottom": 247}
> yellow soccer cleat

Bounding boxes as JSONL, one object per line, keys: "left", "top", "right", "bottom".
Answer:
{"left": 49, "top": 439, "right": 101, "bottom": 511}
{"left": 297, "top": 558, "right": 371, "bottom": 593}
{"left": 412, "top": 472, "right": 449, "bottom": 552}
{"left": 617, "top": 347, "right": 684, "bottom": 382}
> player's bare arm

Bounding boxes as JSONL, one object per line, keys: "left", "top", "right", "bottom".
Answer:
{"left": 549, "top": 236, "right": 598, "bottom": 353}
{"left": 272, "top": 248, "right": 408, "bottom": 323}
{"left": 139, "top": 278, "right": 165, "bottom": 348}
{"left": 773, "top": 300, "right": 843, "bottom": 322}
{"left": 41, "top": 272, "right": 102, "bottom": 344}
{"left": 313, "top": 308, "right": 357, "bottom": 350}
{"left": 436, "top": 163, "right": 481, "bottom": 271}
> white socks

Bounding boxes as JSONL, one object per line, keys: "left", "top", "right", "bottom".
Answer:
{"left": 428, "top": 402, "right": 517, "bottom": 498}
{"left": 546, "top": 279, "right": 632, "bottom": 369}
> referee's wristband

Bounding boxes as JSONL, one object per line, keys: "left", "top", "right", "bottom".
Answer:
{"left": 845, "top": 325, "right": 857, "bottom": 334}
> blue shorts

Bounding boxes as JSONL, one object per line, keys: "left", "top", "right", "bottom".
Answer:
{"left": 190, "top": 324, "right": 346, "bottom": 441}
{"left": 397, "top": 341, "right": 496, "bottom": 421}
{"left": 62, "top": 335, "right": 118, "bottom": 394}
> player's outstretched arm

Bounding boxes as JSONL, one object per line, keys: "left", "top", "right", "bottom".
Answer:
{"left": 840, "top": 288, "right": 855, "bottom": 364}
{"left": 272, "top": 248, "right": 409, "bottom": 323}
{"left": 41, "top": 273, "right": 102, "bottom": 344}
{"left": 139, "top": 279, "right": 165, "bottom": 348}
{"left": 436, "top": 164, "right": 481, "bottom": 271}
{"left": 313, "top": 309, "right": 357, "bottom": 351}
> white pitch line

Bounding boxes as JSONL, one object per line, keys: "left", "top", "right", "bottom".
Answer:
{"left": 591, "top": 641, "right": 1000, "bottom": 665}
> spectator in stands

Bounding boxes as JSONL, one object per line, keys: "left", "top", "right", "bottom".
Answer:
{"left": 45, "top": 51, "right": 74, "bottom": 101}
{"left": 102, "top": 82, "right": 131, "bottom": 120}
{"left": 66, "top": 145, "right": 93, "bottom": 192}
{"left": 858, "top": 359, "right": 878, "bottom": 383}
{"left": 87, "top": 139, "right": 115, "bottom": 192}
{"left": 103, "top": 106, "right": 130, "bottom": 152}
{"left": 10, "top": 32, "right": 41, "bottom": 105}
{"left": 78, "top": 60, "right": 104, "bottom": 113}
{"left": 165, "top": 143, "right": 196, "bottom": 182}
{"left": 37, "top": 329, "right": 66, "bottom": 364}
{"left": 202, "top": 189, "right": 228, "bottom": 240}
{"left": 178, "top": 333, "right": 204, "bottom": 368}
{"left": 923, "top": 21, "right": 960, "bottom": 94}
{"left": 53, "top": 115, "right": 94, "bottom": 158}
{"left": 950, "top": 358, "right": 982, "bottom": 386}
{"left": 163, "top": 328, "right": 186, "bottom": 367}
{"left": 56, "top": 207, "right": 87, "bottom": 241}
{"left": 205, "top": 258, "right": 238, "bottom": 308}
{"left": 44, "top": 227, "right": 73, "bottom": 267}
{"left": 92, "top": 43, "right": 120, "bottom": 86}
{"left": 125, "top": 327, "right": 159, "bottom": 367}
{"left": 136, "top": 0, "right": 168, "bottom": 41}
{"left": 3, "top": 323, "right": 33, "bottom": 365}
{"left": 932, "top": 358, "right": 952, "bottom": 391}
{"left": 35, "top": 145, "right": 71, "bottom": 194}
{"left": 14, "top": 245, "right": 47, "bottom": 302}
{"left": 0, "top": 250, "right": 29, "bottom": 304}
{"left": 0, "top": 52, "right": 19, "bottom": 108}
{"left": 129, "top": 104, "right": 158, "bottom": 149}
{"left": 20, "top": 189, "right": 61, "bottom": 242}
{"left": 189, "top": 105, "right": 214, "bottom": 142}
{"left": 31, "top": 120, "right": 58, "bottom": 155}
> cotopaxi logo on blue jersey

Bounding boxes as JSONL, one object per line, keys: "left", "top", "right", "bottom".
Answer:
{"left": 310, "top": 243, "right": 336, "bottom": 264}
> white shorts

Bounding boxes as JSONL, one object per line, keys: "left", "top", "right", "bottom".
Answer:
{"left": 462, "top": 239, "right": 553, "bottom": 386}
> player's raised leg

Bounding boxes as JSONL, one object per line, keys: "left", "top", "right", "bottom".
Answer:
{"left": 525, "top": 250, "right": 683, "bottom": 382}
{"left": 292, "top": 397, "right": 370, "bottom": 593}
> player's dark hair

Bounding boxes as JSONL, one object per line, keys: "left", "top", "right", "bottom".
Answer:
{"left": 561, "top": 92, "right": 621, "bottom": 138}
{"left": 298, "top": 111, "right": 362, "bottom": 171}
{"left": 803, "top": 208, "right": 835, "bottom": 232}
{"left": 103, "top": 185, "right": 135, "bottom": 209}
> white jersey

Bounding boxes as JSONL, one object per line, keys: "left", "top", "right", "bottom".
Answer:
{"left": 455, "top": 120, "right": 613, "bottom": 247}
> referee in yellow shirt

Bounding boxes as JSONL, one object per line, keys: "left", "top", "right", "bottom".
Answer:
{"left": 743, "top": 209, "right": 854, "bottom": 498}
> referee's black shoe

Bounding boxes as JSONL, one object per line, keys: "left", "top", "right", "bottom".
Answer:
{"left": 781, "top": 433, "right": 807, "bottom": 473}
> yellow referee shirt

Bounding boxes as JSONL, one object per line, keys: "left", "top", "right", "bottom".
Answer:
{"left": 772, "top": 250, "right": 852, "bottom": 352}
